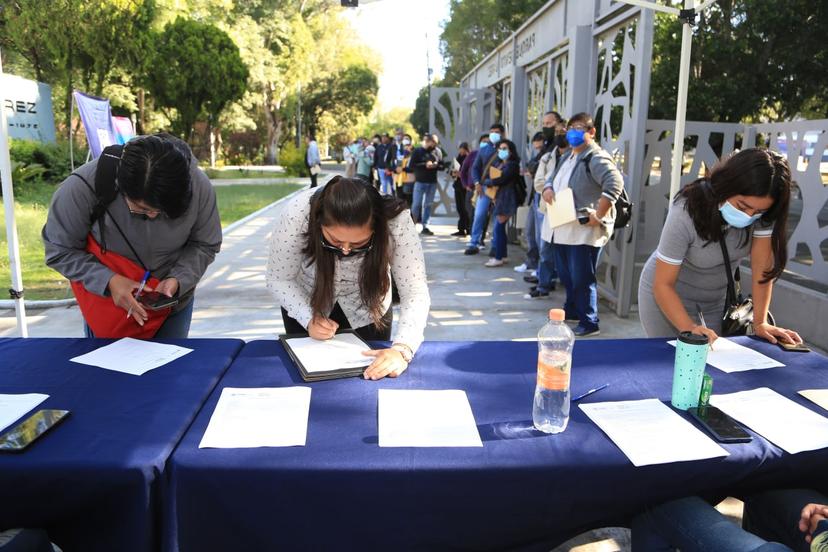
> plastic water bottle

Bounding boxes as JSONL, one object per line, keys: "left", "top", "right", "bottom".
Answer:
{"left": 533, "top": 308, "right": 575, "bottom": 433}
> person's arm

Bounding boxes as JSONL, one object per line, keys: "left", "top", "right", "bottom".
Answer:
{"left": 749, "top": 231, "right": 802, "bottom": 345}
{"left": 459, "top": 152, "right": 474, "bottom": 187}
{"left": 650, "top": 204, "right": 719, "bottom": 343}
{"left": 471, "top": 146, "right": 487, "bottom": 184}
{"left": 164, "top": 166, "right": 223, "bottom": 296}
{"left": 42, "top": 168, "right": 115, "bottom": 296}
{"left": 586, "top": 152, "right": 624, "bottom": 225}
{"left": 265, "top": 193, "right": 314, "bottom": 329}
{"left": 389, "top": 211, "right": 430, "bottom": 354}
{"left": 533, "top": 152, "right": 551, "bottom": 194}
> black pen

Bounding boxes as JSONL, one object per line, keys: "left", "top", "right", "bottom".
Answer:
{"left": 572, "top": 383, "right": 609, "bottom": 402}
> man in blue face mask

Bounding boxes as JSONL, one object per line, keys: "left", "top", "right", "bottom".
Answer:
{"left": 465, "top": 123, "right": 506, "bottom": 255}
{"left": 541, "top": 112, "right": 625, "bottom": 337}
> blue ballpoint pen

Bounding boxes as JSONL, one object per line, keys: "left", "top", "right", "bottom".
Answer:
{"left": 127, "top": 270, "right": 151, "bottom": 319}
{"left": 572, "top": 383, "right": 610, "bottom": 402}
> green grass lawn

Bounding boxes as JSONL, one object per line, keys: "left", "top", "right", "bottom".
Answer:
{"left": 1, "top": 181, "right": 302, "bottom": 301}
{"left": 204, "top": 167, "right": 292, "bottom": 180}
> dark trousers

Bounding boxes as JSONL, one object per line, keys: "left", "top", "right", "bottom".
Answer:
{"left": 553, "top": 243, "right": 601, "bottom": 330}
{"left": 309, "top": 172, "right": 318, "bottom": 188}
{"left": 744, "top": 489, "right": 828, "bottom": 552}
{"left": 453, "top": 180, "right": 470, "bottom": 233}
{"left": 281, "top": 302, "right": 392, "bottom": 341}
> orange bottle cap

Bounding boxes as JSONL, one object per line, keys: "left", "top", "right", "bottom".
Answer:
{"left": 548, "top": 308, "right": 565, "bottom": 321}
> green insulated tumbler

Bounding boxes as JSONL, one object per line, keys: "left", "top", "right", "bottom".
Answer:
{"left": 671, "top": 331, "right": 709, "bottom": 410}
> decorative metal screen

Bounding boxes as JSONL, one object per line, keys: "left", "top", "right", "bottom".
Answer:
{"left": 526, "top": 62, "right": 550, "bottom": 153}
{"left": 502, "top": 81, "right": 512, "bottom": 137}
{"left": 552, "top": 53, "right": 568, "bottom": 116}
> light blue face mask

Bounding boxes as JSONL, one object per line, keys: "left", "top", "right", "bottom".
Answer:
{"left": 489, "top": 132, "right": 501, "bottom": 144}
{"left": 719, "top": 200, "right": 762, "bottom": 228}
{"left": 497, "top": 149, "right": 509, "bottom": 161}
{"left": 479, "top": 141, "right": 488, "bottom": 150}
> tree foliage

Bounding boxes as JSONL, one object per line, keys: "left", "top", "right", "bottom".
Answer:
{"left": 146, "top": 17, "right": 248, "bottom": 139}
{"left": 439, "top": 0, "right": 546, "bottom": 85}
{"left": 303, "top": 65, "right": 378, "bottom": 136}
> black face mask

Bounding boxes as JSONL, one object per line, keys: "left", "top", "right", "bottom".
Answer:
{"left": 554, "top": 134, "right": 569, "bottom": 149}
{"left": 542, "top": 127, "right": 556, "bottom": 141}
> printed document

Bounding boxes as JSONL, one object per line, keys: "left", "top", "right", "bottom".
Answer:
{"left": 70, "top": 338, "right": 193, "bottom": 375}
{"left": 378, "top": 389, "right": 483, "bottom": 447}
{"left": 711, "top": 387, "right": 828, "bottom": 454}
{"left": 0, "top": 394, "right": 49, "bottom": 433}
{"left": 799, "top": 389, "right": 828, "bottom": 412}
{"left": 668, "top": 337, "right": 783, "bottom": 373}
{"left": 199, "top": 387, "right": 312, "bottom": 448}
{"left": 545, "top": 187, "right": 577, "bottom": 228}
{"left": 579, "top": 398, "right": 729, "bottom": 467}
{"left": 287, "top": 333, "right": 372, "bottom": 374}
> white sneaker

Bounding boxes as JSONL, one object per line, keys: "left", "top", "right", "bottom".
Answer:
{"left": 513, "top": 263, "right": 529, "bottom": 273}
{"left": 484, "top": 258, "right": 505, "bottom": 267}
{"left": 530, "top": 269, "right": 537, "bottom": 277}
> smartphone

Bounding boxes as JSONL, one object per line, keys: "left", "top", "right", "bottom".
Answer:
{"left": 778, "top": 341, "right": 810, "bottom": 353}
{"left": 688, "top": 406, "right": 752, "bottom": 443}
{"left": 0, "top": 409, "right": 70, "bottom": 452}
{"left": 138, "top": 291, "right": 179, "bottom": 311}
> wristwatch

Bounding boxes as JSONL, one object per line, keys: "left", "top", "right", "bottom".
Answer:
{"left": 391, "top": 343, "right": 414, "bottom": 363}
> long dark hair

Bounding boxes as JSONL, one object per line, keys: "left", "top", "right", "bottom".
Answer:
{"left": 677, "top": 148, "right": 791, "bottom": 283}
{"left": 303, "top": 176, "right": 407, "bottom": 328}
{"left": 496, "top": 139, "right": 520, "bottom": 163}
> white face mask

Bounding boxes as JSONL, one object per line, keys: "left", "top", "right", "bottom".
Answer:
{"left": 402, "top": 139, "right": 411, "bottom": 145}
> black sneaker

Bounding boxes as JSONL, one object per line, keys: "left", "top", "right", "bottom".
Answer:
{"left": 524, "top": 289, "right": 549, "bottom": 299}
{"left": 523, "top": 275, "right": 539, "bottom": 284}
{"left": 464, "top": 246, "right": 480, "bottom": 255}
{"left": 450, "top": 230, "right": 466, "bottom": 237}
{"left": 573, "top": 325, "right": 600, "bottom": 337}
{"left": 529, "top": 285, "right": 537, "bottom": 292}
{"left": 420, "top": 227, "right": 434, "bottom": 236}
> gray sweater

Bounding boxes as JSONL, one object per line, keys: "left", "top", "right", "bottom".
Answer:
{"left": 42, "top": 156, "right": 222, "bottom": 309}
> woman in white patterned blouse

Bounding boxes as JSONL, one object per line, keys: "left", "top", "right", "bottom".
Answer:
{"left": 266, "top": 176, "right": 430, "bottom": 380}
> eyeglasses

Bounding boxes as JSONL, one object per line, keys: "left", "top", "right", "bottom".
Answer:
{"left": 320, "top": 234, "right": 374, "bottom": 257}
{"left": 125, "top": 196, "right": 163, "bottom": 218}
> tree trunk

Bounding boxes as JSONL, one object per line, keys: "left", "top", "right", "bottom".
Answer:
{"left": 136, "top": 89, "right": 145, "bottom": 135}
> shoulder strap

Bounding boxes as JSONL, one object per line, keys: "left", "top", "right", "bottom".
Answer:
{"left": 94, "top": 145, "right": 124, "bottom": 216}
{"left": 718, "top": 234, "right": 740, "bottom": 302}
{"left": 481, "top": 149, "right": 498, "bottom": 180}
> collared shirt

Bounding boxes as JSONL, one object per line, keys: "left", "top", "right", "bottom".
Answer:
{"left": 551, "top": 151, "right": 578, "bottom": 194}
{"left": 266, "top": 188, "right": 430, "bottom": 352}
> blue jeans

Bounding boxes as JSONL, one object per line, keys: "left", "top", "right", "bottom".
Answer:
{"left": 412, "top": 182, "right": 437, "bottom": 227}
{"left": 492, "top": 218, "right": 508, "bottom": 260}
{"left": 379, "top": 170, "right": 394, "bottom": 195}
{"left": 631, "top": 496, "right": 792, "bottom": 552}
{"left": 83, "top": 297, "right": 195, "bottom": 339}
{"left": 553, "top": 244, "right": 600, "bottom": 329}
{"left": 523, "top": 196, "right": 539, "bottom": 268}
{"left": 469, "top": 188, "right": 493, "bottom": 248}
{"left": 536, "top": 239, "right": 558, "bottom": 292}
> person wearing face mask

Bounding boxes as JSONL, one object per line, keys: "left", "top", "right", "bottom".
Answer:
{"left": 465, "top": 123, "right": 507, "bottom": 255}
{"left": 638, "top": 148, "right": 802, "bottom": 346}
{"left": 266, "top": 176, "right": 430, "bottom": 380}
{"left": 482, "top": 139, "right": 522, "bottom": 267}
{"left": 394, "top": 134, "right": 415, "bottom": 207}
{"left": 450, "top": 142, "right": 471, "bottom": 236}
{"left": 525, "top": 112, "right": 568, "bottom": 299}
{"left": 43, "top": 133, "right": 222, "bottom": 339}
{"left": 406, "top": 134, "right": 441, "bottom": 235}
{"left": 459, "top": 134, "right": 490, "bottom": 238}
{"left": 542, "top": 113, "right": 624, "bottom": 337}
{"left": 516, "top": 131, "right": 547, "bottom": 273}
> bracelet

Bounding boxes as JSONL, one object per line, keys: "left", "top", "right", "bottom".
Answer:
{"left": 391, "top": 343, "right": 414, "bottom": 363}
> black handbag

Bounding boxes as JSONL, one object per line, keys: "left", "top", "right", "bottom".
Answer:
{"left": 718, "top": 235, "right": 773, "bottom": 336}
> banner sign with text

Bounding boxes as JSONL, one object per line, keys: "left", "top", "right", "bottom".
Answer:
{"left": 1, "top": 74, "right": 57, "bottom": 143}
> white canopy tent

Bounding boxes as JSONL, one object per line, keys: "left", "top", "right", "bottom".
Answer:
{"left": 618, "top": 0, "right": 717, "bottom": 201}
{"left": 0, "top": 47, "right": 29, "bottom": 336}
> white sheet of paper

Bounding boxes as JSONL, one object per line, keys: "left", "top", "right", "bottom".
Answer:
{"left": 378, "top": 389, "right": 483, "bottom": 447}
{"left": 287, "top": 333, "right": 372, "bottom": 374}
{"left": 0, "top": 393, "right": 49, "bottom": 433}
{"left": 545, "top": 187, "right": 577, "bottom": 229}
{"left": 199, "top": 387, "right": 312, "bottom": 449}
{"left": 711, "top": 387, "right": 828, "bottom": 454}
{"left": 799, "top": 389, "right": 828, "bottom": 412}
{"left": 667, "top": 337, "right": 783, "bottom": 373}
{"left": 579, "top": 398, "right": 728, "bottom": 467}
{"left": 70, "top": 338, "right": 193, "bottom": 375}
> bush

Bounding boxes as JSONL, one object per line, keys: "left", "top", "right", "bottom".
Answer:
{"left": 279, "top": 142, "right": 307, "bottom": 177}
{"left": 9, "top": 139, "right": 87, "bottom": 183}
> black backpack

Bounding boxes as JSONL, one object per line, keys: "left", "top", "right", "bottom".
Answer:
{"left": 581, "top": 152, "right": 633, "bottom": 232}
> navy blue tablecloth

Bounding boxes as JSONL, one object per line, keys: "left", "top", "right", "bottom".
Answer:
{"left": 169, "top": 337, "right": 828, "bottom": 551}
{"left": 0, "top": 337, "right": 243, "bottom": 552}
